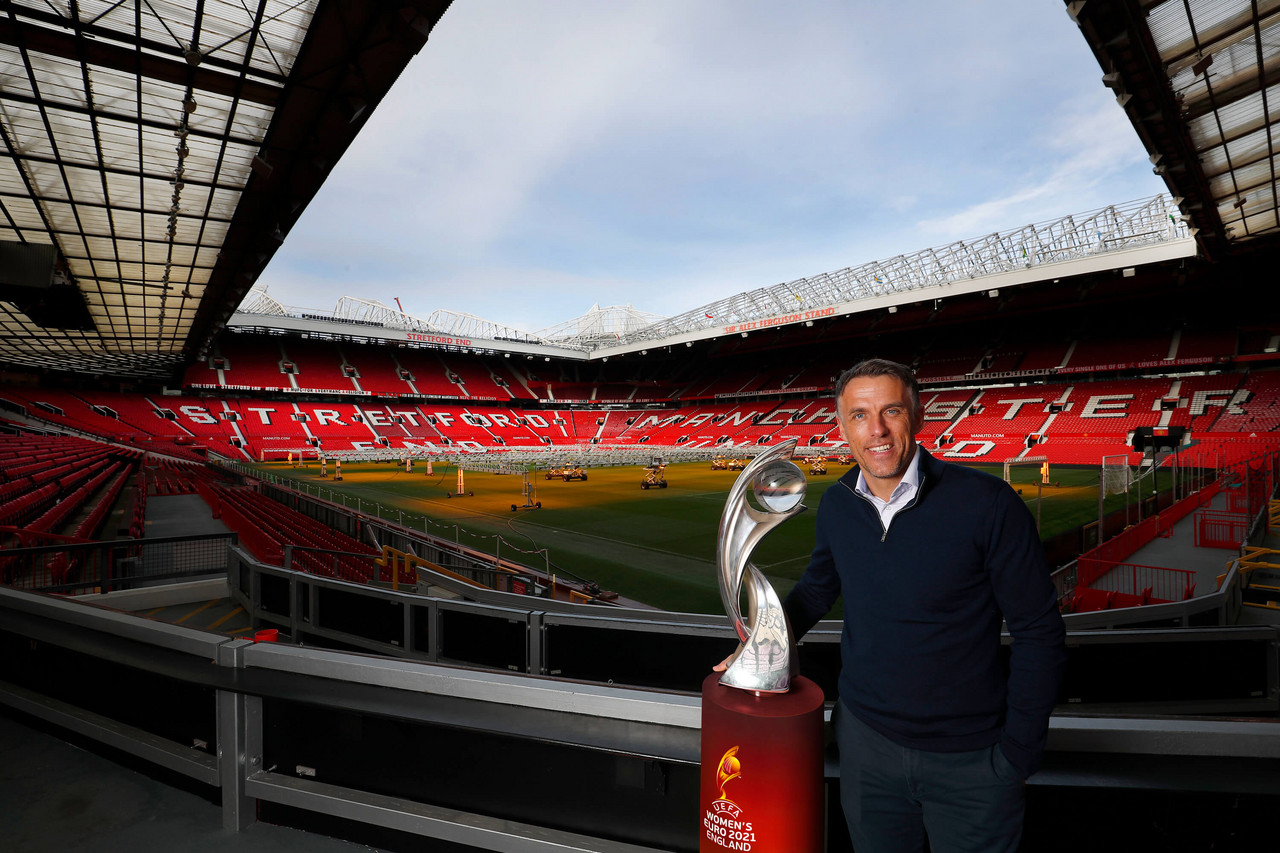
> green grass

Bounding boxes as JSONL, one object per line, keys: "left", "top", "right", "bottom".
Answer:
{"left": 247, "top": 458, "right": 1180, "bottom": 614}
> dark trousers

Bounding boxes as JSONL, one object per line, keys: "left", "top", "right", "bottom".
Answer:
{"left": 836, "top": 702, "right": 1025, "bottom": 853}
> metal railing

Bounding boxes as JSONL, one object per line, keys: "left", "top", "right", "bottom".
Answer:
{"left": 0, "top": 584, "right": 697, "bottom": 851}
{"left": 3, "top": 557, "right": 1280, "bottom": 850}
{"left": 0, "top": 533, "right": 234, "bottom": 595}
{"left": 1067, "top": 560, "right": 1197, "bottom": 603}
{"left": 224, "top": 542, "right": 1280, "bottom": 706}
{"left": 229, "top": 545, "right": 749, "bottom": 686}
{"left": 1197, "top": 509, "right": 1251, "bottom": 549}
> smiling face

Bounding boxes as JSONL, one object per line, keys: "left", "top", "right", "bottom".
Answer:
{"left": 837, "top": 373, "right": 923, "bottom": 501}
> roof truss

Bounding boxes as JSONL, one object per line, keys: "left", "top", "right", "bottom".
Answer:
{"left": 0, "top": 0, "right": 451, "bottom": 379}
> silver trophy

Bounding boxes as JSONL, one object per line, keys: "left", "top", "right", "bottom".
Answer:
{"left": 716, "top": 438, "right": 807, "bottom": 693}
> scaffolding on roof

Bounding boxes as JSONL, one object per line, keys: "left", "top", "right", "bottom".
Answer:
{"left": 613, "top": 195, "right": 1191, "bottom": 347}
{"left": 238, "top": 290, "right": 289, "bottom": 317}
{"left": 329, "top": 297, "right": 541, "bottom": 344}
{"left": 425, "top": 308, "right": 543, "bottom": 345}
{"left": 535, "top": 303, "right": 667, "bottom": 347}
{"left": 332, "top": 296, "right": 440, "bottom": 333}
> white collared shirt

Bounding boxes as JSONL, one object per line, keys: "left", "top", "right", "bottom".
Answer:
{"left": 854, "top": 444, "right": 922, "bottom": 531}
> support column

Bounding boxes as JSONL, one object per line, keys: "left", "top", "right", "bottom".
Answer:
{"left": 216, "top": 639, "right": 261, "bottom": 831}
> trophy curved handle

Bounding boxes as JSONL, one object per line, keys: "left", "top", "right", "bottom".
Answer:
{"left": 715, "top": 439, "right": 806, "bottom": 693}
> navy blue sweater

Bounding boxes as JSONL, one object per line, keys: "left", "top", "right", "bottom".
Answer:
{"left": 783, "top": 447, "right": 1066, "bottom": 779}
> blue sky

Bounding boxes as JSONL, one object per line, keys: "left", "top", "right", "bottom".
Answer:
{"left": 258, "top": 0, "right": 1169, "bottom": 334}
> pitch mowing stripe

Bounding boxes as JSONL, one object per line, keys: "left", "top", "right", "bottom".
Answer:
{"left": 757, "top": 554, "right": 812, "bottom": 572}
{"left": 504, "top": 515, "right": 716, "bottom": 565}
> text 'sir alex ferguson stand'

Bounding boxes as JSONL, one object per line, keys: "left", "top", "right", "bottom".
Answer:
{"left": 701, "top": 440, "right": 824, "bottom": 853}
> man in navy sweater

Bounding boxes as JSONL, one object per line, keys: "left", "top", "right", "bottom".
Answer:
{"left": 783, "top": 358, "right": 1066, "bottom": 852}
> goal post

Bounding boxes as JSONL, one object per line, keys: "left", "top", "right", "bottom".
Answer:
{"left": 1004, "top": 456, "right": 1049, "bottom": 486}
{"left": 1004, "top": 456, "right": 1049, "bottom": 533}
{"left": 1100, "top": 452, "right": 1136, "bottom": 535}
{"left": 1100, "top": 454, "right": 1133, "bottom": 496}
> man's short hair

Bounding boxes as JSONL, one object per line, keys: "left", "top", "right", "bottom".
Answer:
{"left": 835, "top": 359, "right": 921, "bottom": 416}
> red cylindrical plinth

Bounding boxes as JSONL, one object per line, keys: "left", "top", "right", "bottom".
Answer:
{"left": 700, "top": 673, "right": 825, "bottom": 853}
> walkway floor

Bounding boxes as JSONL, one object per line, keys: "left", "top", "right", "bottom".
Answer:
{"left": 0, "top": 709, "right": 385, "bottom": 853}
{"left": 1111, "top": 490, "right": 1236, "bottom": 595}
{"left": 138, "top": 596, "right": 255, "bottom": 636}
{"left": 1091, "top": 488, "right": 1280, "bottom": 623}
{"left": 144, "top": 493, "right": 232, "bottom": 538}
{"left": 1, "top": 490, "right": 374, "bottom": 852}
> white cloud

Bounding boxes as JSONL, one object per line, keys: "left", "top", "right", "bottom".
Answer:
{"left": 260, "top": 0, "right": 1172, "bottom": 331}
{"left": 916, "top": 97, "right": 1164, "bottom": 240}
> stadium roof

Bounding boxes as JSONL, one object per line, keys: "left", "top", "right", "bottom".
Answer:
{"left": 1070, "top": 0, "right": 1280, "bottom": 257}
{"left": 0, "top": 0, "right": 451, "bottom": 379}
{"left": 229, "top": 194, "right": 1197, "bottom": 358}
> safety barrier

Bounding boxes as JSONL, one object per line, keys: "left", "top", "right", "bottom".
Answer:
{"left": 8, "top": 580, "right": 1277, "bottom": 852}
{"left": 1196, "top": 509, "right": 1249, "bottom": 550}
{"left": 0, "top": 533, "right": 233, "bottom": 593}
{"left": 1063, "top": 560, "right": 1195, "bottom": 606}
{"left": 1070, "top": 478, "right": 1229, "bottom": 600}
{"left": 375, "top": 545, "right": 473, "bottom": 591}
{"left": 1077, "top": 515, "right": 1159, "bottom": 587}
{"left": 1160, "top": 479, "right": 1221, "bottom": 532}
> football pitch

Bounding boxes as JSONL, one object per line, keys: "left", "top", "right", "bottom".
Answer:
{"left": 250, "top": 458, "right": 1172, "bottom": 615}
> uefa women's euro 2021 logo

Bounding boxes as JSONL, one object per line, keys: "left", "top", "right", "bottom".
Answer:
{"left": 704, "top": 746, "right": 757, "bottom": 850}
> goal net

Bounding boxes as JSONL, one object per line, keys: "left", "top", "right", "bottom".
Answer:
{"left": 1004, "top": 456, "right": 1049, "bottom": 486}
{"left": 1101, "top": 454, "right": 1133, "bottom": 496}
